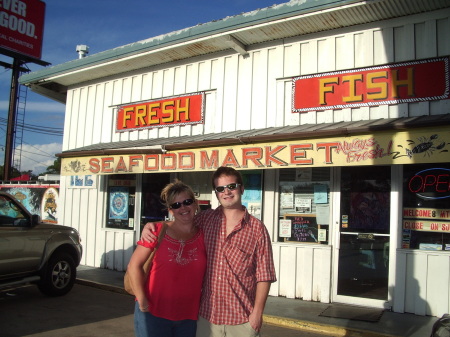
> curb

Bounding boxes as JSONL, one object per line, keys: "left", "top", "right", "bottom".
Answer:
{"left": 75, "top": 278, "right": 131, "bottom": 296}
{"left": 263, "top": 315, "right": 400, "bottom": 337}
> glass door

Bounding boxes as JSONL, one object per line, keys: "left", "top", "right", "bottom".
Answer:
{"left": 334, "top": 166, "right": 391, "bottom": 307}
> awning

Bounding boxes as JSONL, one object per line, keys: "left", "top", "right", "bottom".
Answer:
{"left": 59, "top": 115, "right": 450, "bottom": 176}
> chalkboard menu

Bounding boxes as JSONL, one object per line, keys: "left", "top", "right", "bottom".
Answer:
{"left": 283, "top": 214, "right": 320, "bottom": 243}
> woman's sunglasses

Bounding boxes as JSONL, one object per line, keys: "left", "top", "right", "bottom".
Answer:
{"left": 214, "top": 183, "right": 241, "bottom": 193}
{"left": 169, "top": 198, "right": 194, "bottom": 209}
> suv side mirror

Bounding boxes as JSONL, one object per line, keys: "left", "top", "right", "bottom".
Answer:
{"left": 31, "top": 214, "right": 41, "bottom": 226}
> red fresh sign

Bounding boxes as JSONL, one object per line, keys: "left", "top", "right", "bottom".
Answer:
{"left": 292, "top": 57, "right": 449, "bottom": 112}
{"left": 0, "top": 0, "right": 46, "bottom": 59}
{"left": 116, "top": 93, "right": 204, "bottom": 132}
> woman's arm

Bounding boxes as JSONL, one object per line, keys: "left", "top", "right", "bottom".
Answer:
{"left": 127, "top": 245, "right": 153, "bottom": 311}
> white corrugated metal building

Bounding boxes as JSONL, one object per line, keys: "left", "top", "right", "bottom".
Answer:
{"left": 21, "top": 0, "right": 450, "bottom": 317}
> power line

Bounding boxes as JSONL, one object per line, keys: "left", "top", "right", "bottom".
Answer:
{"left": 0, "top": 116, "right": 63, "bottom": 136}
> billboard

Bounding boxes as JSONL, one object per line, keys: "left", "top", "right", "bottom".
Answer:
{"left": 0, "top": 0, "right": 46, "bottom": 59}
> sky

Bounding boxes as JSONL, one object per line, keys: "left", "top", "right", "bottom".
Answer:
{"left": 0, "top": 0, "right": 283, "bottom": 175}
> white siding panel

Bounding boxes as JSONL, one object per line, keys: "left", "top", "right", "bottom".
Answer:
{"left": 198, "top": 61, "right": 212, "bottom": 91}
{"left": 237, "top": 55, "right": 252, "bottom": 130}
{"left": 298, "top": 248, "right": 313, "bottom": 301}
{"left": 351, "top": 106, "right": 370, "bottom": 121}
{"left": 94, "top": 177, "right": 108, "bottom": 268}
{"left": 415, "top": 20, "right": 437, "bottom": 59}
{"left": 92, "top": 84, "right": 105, "bottom": 144}
{"left": 394, "top": 24, "right": 415, "bottom": 62}
{"left": 105, "top": 231, "right": 116, "bottom": 270}
{"left": 409, "top": 101, "right": 430, "bottom": 117}
{"left": 393, "top": 251, "right": 407, "bottom": 313}
{"left": 283, "top": 44, "right": 300, "bottom": 78}
{"left": 62, "top": 90, "right": 73, "bottom": 151}
{"left": 316, "top": 109, "right": 333, "bottom": 124}
{"left": 279, "top": 246, "right": 297, "bottom": 298}
{"left": 270, "top": 245, "right": 281, "bottom": 297}
{"left": 85, "top": 188, "right": 100, "bottom": 267}
{"left": 336, "top": 34, "right": 354, "bottom": 71}
{"left": 300, "top": 41, "right": 317, "bottom": 75}
{"left": 100, "top": 81, "right": 115, "bottom": 144}
{"left": 373, "top": 28, "right": 394, "bottom": 65}
{"left": 430, "top": 99, "right": 450, "bottom": 116}
{"left": 251, "top": 51, "right": 268, "bottom": 129}
{"left": 267, "top": 48, "right": 283, "bottom": 128}
{"left": 223, "top": 56, "right": 239, "bottom": 131}
{"left": 68, "top": 89, "right": 81, "bottom": 150}
{"left": 318, "top": 39, "right": 335, "bottom": 73}
{"left": 211, "top": 58, "right": 225, "bottom": 133}
{"left": 285, "top": 81, "right": 299, "bottom": 126}
{"left": 76, "top": 88, "right": 88, "bottom": 148}
{"left": 354, "top": 31, "right": 373, "bottom": 67}
{"left": 203, "top": 92, "right": 216, "bottom": 135}
{"left": 333, "top": 108, "right": 352, "bottom": 122}
{"left": 389, "top": 103, "right": 409, "bottom": 119}
{"left": 112, "top": 79, "right": 127, "bottom": 143}
{"left": 437, "top": 17, "right": 450, "bottom": 56}
{"left": 369, "top": 105, "right": 389, "bottom": 120}
{"left": 399, "top": 251, "right": 450, "bottom": 317}
{"left": 426, "top": 255, "right": 450, "bottom": 316}
{"left": 83, "top": 85, "right": 96, "bottom": 146}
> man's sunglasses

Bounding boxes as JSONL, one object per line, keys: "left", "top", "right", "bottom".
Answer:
{"left": 170, "top": 198, "right": 194, "bottom": 209}
{"left": 214, "top": 183, "right": 241, "bottom": 193}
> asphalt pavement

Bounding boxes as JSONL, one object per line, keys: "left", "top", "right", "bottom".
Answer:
{"left": 76, "top": 265, "right": 440, "bottom": 337}
{"left": 0, "top": 283, "right": 329, "bottom": 337}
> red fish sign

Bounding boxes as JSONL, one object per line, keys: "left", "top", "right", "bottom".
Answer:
{"left": 292, "top": 57, "right": 449, "bottom": 112}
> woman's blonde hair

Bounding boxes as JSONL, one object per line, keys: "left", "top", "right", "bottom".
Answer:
{"left": 160, "top": 179, "right": 197, "bottom": 210}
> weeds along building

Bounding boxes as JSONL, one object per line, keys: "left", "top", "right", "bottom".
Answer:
{"left": 20, "top": 0, "right": 450, "bottom": 317}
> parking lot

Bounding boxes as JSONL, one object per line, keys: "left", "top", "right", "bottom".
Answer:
{"left": 0, "top": 283, "right": 328, "bottom": 337}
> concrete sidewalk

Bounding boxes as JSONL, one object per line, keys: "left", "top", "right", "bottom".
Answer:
{"left": 76, "top": 265, "right": 438, "bottom": 337}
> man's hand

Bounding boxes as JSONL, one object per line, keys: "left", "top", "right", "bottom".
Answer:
{"left": 141, "top": 222, "right": 158, "bottom": 242}
{"left": 248, "top": 310, "right": 263, "bottom": 332}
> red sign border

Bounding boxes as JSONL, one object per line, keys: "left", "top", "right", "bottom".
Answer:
{"left": 115, "top": 92, "right": 205, "bottom": 133}
{"left": 291, "top": 57, "right": 450, "bottom": 113}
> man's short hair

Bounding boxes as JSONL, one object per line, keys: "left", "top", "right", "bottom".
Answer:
{"left": 211, "top": 167, "right": 243, "bottom": 189}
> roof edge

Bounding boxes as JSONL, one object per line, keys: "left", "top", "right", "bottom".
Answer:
{"left": 20, "top": 0, "right": 365, "bottom": 84}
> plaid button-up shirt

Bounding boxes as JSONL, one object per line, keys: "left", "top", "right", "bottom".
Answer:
{"left": 197, "top": 206, "right": 276, "bottom": 325}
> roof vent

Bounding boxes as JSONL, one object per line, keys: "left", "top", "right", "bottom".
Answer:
{"left": 76, "top": 45, "right": 89, "bottom": 59}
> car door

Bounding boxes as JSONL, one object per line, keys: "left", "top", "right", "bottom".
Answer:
{"left": 0, "top": 195, "right": 47, "bottom": 276}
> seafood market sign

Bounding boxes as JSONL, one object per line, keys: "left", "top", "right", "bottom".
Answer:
{"left": 61, "top": 126, "right": 450, "bottom": 176}
{"left": 292, "top": 57, "right": 449, "bottom": 112}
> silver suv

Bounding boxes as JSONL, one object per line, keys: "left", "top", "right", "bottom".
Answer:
{"left": 0, "top": 192, "right": 82, "bottom": 296}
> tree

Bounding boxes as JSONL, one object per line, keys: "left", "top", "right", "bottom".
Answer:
{"left": 41, "top": 157, "right": 61, "bottom": 175}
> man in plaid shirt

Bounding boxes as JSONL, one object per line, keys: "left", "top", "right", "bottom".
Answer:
{"left": 142, "top": 167, "right": 276, "bottom": 336}
{"left": 195, "top": 167, "right": 276, "bottom": 337}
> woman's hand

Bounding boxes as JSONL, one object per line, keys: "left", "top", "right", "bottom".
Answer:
{"left": 138, "top": 297, "right": 150, "bottom": 312}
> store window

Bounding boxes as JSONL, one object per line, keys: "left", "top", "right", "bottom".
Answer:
{"left": 106, "top": 175, "right": 136, "bottom": 230}
{"left": 403, "top": 163, "right": 450, "bottom": 251}
{"left": 278, "top": 168, "right": 330, "bottom": 244}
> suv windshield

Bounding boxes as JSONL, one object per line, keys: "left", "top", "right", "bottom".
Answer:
{"left": 0, "top": 195, "right": 28, "bottom": 226}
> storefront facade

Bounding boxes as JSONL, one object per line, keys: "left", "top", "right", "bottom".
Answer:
{"left": 21, "top": 0, "right": 450, "bottom": 317}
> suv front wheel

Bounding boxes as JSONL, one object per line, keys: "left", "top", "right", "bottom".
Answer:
{"left": 38, "top": 252, "right": 76, "bottom": 296}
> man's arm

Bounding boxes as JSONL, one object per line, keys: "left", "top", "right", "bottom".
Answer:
{"left": 248, "top": 281, "right": 271, "bottom": 332}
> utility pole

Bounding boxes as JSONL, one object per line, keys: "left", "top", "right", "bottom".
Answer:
{"left": 3, "top": 58, "right": 23, "bottom": 180}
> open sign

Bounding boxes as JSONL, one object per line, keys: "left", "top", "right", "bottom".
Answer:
{"left": 408, "top": 168, "right": 450, "bottom": 200}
